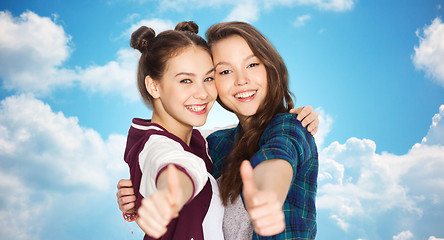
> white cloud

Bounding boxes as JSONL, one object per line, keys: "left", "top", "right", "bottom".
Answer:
{"left": 0, "top": 94, "right": 128, "bottom": 238}
{"left": 77, "top": 17, "right": 179, "bottom": 101}
{"left": 0, "top": 10, "right": 157, "bottom": 101}
{"left": 330, "top": 214, "right": 349, "bottom": 231}
{"left": 422, "top": 104, "right": 444, "bottom": 145}
{"left": 266, "top": 0, "right": 355, "bottom": 12}
{"left": 152, "top": 0, "right": 354, "bottom": 23}
{"left": 393, "top": 230, "right": 414, "bottom": 240}
{"left": 157, "top": 0, "right": 354, "bottom": 13}
{"left": 313, "top": 0, "right": 355, "bottom": 11}
{"left": 157, "top": 0, "right": 226, "bottom": 11}
{"left": 293, "top": 14, "right": 312, "bottom": 27}
{"left": 317, "top": 105, "right": 444, "bottom": 234}
{"left": 0, "top": 10, "right": 75, "bottom": 94}
{"left": 123, "top": 13, "right": 141, "bottom": 24}
{"left": 0, "top": 94, "right": 127, "bottom": 190}
{"left": 123, "top": 18, "right": 175, "bottom": 39}
{"left": 413, "top": 17, "right": 444, "bottom": 87}
{"left": 429, "top": 237, "right": 444, "bottom": 240}
{"left": 313, "top": 106, "right": 333, "bottom": 148}
{"left": 77, "top": 48, "right": 140, "bottom": 100}
{"left": 79, "top": 18, "right": 176, "bottom": 101}
{"left": 0, "top": 170, "right": 46, "bottom": 240}
{"left": 224, "top": 1, "right": 260, "bottom": 23}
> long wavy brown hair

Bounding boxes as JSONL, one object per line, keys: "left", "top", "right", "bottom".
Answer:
{"left": 206, "top": 22, "right": 295, "bottom": 205}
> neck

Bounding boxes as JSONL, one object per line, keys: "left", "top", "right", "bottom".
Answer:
{"left": 151, "top": 112, "right": 193, "bottom": 146}
{"left": 236, "top": 114, "right": 249, "bottom": 129}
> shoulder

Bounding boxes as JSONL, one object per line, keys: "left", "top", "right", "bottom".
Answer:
{"left": 250, "top": 113, "right": 318, "bottom": 170}
{"left": 264, "top": 113, "right": 317, "bottom": 154}
{"left": 266, "top": 113, "right": 307, "bottom": 137}
{"left": 129, "top": 119, "right": 188, "bottom": 152}
{"left": 206, "top": 126, "right": 237, "bottom": 178}
{"left": 206, "top": 126, "right": 236, "bottom": 145}
{"left": 206, "top": 126, "right": 237, "bottom": 158}
{"left": 192, "top": 129, "right": 206, "bottom": 145}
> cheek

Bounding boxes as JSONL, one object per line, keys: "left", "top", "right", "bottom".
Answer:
{"left": 215, "top": 78, "right": 230, "bottom": 97}
{"left": 258, "top": 68, "right": 268, "bottom": 86}
{"left": 208, "top": 85, "right": 218, "bottom": 100}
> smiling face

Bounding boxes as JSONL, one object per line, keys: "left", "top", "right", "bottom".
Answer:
{"left": 211, "top": 35, "right": 268, "bottom": 123}
{"left": 149, "top": 46, "right": 217, "bottom": 130}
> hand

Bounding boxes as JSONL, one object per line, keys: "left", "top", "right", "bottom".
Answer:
{"left": 240, "top": 161, "right": 285, "bottom": 236}
{"left": 136, "top": 165, "right": 183, "bottom": 239}
{"left": 117, "top": 179, "right": 136, "bottom": 214}
{"left": 290, "top": 105, "right": 319, "bottom": 135}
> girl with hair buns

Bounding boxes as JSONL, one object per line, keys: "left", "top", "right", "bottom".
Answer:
{"left": 124, "top": 21, "right": 224, "bottom": 240}
{"left": 119, "top": 21, "right": 320, "bottom": 240}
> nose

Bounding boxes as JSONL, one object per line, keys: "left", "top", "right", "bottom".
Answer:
{"left": 235, "top": 70, "right": 249, "bottom": 86}
{"left": 193, "top": 82, "right": 209, "bottom": 100}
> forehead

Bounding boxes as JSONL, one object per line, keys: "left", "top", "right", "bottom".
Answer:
{"left": 211, "top": 35, "right": 254, "bottom": 61}
{"left": 164, "top": 46, "right": 213, "bottom": 75}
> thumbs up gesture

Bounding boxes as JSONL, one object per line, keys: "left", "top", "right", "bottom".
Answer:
{"left": 136, "top": 165, "right": 184, "bottom": 238}
{"left": 240, "top": 160, "right": 286, "bottom": 236}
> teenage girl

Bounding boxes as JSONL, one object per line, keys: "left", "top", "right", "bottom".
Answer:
{"left": 125, "top": 21, "right": 223, "bottom": 240}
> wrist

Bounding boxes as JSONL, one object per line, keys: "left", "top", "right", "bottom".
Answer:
{"left": 123, "top": 211, "right": 138, "bottom": 222}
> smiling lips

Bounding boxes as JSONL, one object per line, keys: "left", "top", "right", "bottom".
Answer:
{"left": 185, "top": 103, "right": 208, "bottom": 114}
{"left": 234, "top": 90, "right": 257, "bottom": 102}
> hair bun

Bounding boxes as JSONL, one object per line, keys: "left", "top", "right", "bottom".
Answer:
{"left": 130, "top": 26, "right": 156, "bottom": 52}
{"left": 175, "top": 21, "right": 199, "bottom": 34}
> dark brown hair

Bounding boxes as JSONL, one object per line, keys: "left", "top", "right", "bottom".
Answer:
{"left": 131, "top": 21, "right": 210, "bottom": 106}
{"left": 206, "top": 21, "right": 295, "bottom": 205}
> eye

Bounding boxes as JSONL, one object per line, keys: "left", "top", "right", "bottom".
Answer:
{"left": 247, "top": 63, "right": 260, "bottom": 68}
{"left": 180, "top": 79, "right": 192, "bottom": 83}
{"left": 204, "top": 77, "right": 214, "bottom": 82}
{"left": 219, "top": 70, "right": 232, "bottom": 75}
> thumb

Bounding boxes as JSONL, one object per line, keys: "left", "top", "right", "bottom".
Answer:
{"left": 166, "top": 164, "right": 181, "bottom": 210}
{"left": 240, "top": 160, "right": 257, "bottom": 201}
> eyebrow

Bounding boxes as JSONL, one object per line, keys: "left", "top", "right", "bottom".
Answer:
{"left": 175, "top": 68, "right": 215, "bottom": 77}
{"left": 214, "top": 54, "right": 257, "bottom": 68}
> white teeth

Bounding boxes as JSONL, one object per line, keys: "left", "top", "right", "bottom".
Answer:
{"left": 235, "top": 90, "right": 256, "bottom": 98}
{"left": 186, "top": 105, "right": 206, "bottom": 112}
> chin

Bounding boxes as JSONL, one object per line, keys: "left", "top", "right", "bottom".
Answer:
{"left": 240, "top": 110, "right": 257, "bottom": 117}
{"left": 191, "top": 119, "right": 207, "bottom": 127}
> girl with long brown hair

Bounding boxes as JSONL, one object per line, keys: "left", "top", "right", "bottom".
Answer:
{"left": 206, "top": 21, "right": 318, "bottom": 239}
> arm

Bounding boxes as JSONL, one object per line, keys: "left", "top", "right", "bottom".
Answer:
{"left": 116, "top": 167, "right": 194, "bottom": 238}
{"left": 242, "top": 114, "right": 310, "bottom": 236}
{"left": 136, "top": 165, "right": 193, "bottom": 238}
{"left": 241, "top": 160, "right": 291, "bottom": 236}
{"left": 155, "top": 164, "right": 193, "bottom": 208}
{"left": 120, "top": 134, "right": 208, "bottom": 237}
{"left": 251, "top": 159, "right": 292, "bottom": 205}
{"left": 116, "top": 132, "right": 212, "bottom": 218}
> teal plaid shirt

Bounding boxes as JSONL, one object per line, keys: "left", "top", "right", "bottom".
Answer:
{"left": 207, "top": 113, "right": 318, "bottom": 240}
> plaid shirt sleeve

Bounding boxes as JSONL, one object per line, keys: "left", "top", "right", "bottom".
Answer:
{"left": 250, "top": 113, "right": 318, "bottom": 240}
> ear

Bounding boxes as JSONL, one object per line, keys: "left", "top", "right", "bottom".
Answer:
{"left": 145, "top": 75, "right": 160, "bottom": 99}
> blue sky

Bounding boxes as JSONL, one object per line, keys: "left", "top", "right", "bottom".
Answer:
{"left": 0, "top": 0, "right": 443, "bottom": 239}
